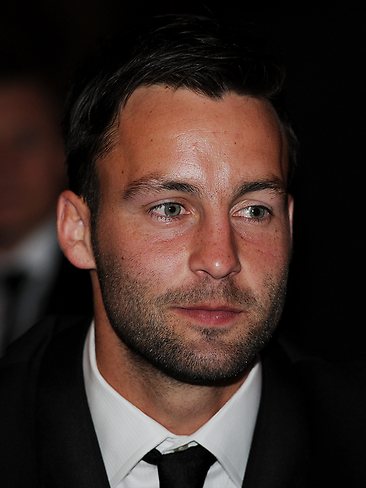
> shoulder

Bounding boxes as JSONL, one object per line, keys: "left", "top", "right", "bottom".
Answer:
{"left": 0, "top": 314, "right": 91, "bottom": 485}
{"left": 0, "top": 314, "right": 91, "bottom": 367}
{"left": 273, "top": 336, "right": 366, "bottom": 485}
{"left": 275, "top": 335, "right": 366, "bottom": 398}
{"left": 0, "top": 314, "right": 91, "bottom": 407}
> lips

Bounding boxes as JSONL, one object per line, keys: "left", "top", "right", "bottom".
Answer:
{"left": 173, "top": 305, "right": 242, "bottom": 327}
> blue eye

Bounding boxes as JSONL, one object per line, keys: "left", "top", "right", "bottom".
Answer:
{"left": 162, "top": 203, "right": 182, "bottom": 217}
{"left": 235, "top": 205, "right": 272, "bottom": 222}
{"left": 246, "top": 206, "right": 269, "bottom": 219}
{"left": 150, "top": 202, "right": 185, "bottom": 220}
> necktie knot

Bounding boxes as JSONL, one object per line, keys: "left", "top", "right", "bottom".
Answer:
{"left": 143, "top": 444, "right": 216, "bottom": 488}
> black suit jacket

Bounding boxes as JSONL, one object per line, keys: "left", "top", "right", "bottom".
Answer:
{"left": 37, "top": 252, "right": 94, "bottom": 321}
{"left": 0, "top": 316, "right": 365, "bottom": 487}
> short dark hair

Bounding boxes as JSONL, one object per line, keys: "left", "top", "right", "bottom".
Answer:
{"left": 64, "top": 13, "right": 297, "bottom": 215}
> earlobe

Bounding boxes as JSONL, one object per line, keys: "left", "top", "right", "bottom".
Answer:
{"left": 57, "top": 190, "right": 96, "bottom": 270}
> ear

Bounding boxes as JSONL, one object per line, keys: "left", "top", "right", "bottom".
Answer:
{"left": 57, "top": 190, "right": 96, "bottom": 270}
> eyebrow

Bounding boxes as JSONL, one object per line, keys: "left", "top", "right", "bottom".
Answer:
{"left": 232, "top": 178, "right": 287, "bottom": 200}
{"left": 122, "top": 175, "right": 286, "bottom": 200}
{"left": 122, "top": 176, "right": 201, "bottom": 200}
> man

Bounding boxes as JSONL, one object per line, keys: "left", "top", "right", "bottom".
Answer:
{"left": 0, "top": 67, "right": 93, "bottom": 355}
{"left": 0, "top": 13, "right": 365, "bottom": 487}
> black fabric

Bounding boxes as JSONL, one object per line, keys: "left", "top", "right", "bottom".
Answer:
{"left": 41, "top": 253, "right": 93, "bottom": 317}
{"left": 1, "top": 315, "right": 366, "bottom": 487}
{"left": 143, "top": 444, "right": 216, "bottom": 488}
{"left": 36, "top": 315, "right": 109, "bottom": 488}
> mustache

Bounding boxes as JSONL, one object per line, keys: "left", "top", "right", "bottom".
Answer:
{"left": 154, "top": 277, "right": 258, "bottom": 308}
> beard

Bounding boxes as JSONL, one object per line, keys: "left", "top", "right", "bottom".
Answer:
{"left": 93, "top": 247, "right": 289, "bottom": 387}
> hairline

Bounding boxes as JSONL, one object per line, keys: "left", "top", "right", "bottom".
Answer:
{"left": 88, "top": 84, "right": 292, "bottom": 221}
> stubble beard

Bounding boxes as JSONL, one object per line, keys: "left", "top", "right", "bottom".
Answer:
{"left": 93, "top": 246, "right": 289, "bottom": 387}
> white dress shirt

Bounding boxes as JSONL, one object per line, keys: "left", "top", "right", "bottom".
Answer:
{"left": 83, "top": 322, "right": 262, "bottom": 487}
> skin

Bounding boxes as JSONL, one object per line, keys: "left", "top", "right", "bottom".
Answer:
{"left": 0, "top": 81, "right": 66, "bottom": 251}
{"left": 58, "top": 85, "right": 294, "bottom": 434}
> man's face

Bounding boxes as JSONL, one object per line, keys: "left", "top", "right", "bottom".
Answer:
{"left": 0, "top": 81, "right": 65, "bottom": 249}
{"left": 92, "top": 86, "right": 293, "bottom": 385}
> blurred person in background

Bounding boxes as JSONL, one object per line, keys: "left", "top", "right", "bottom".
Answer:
{"left": 0, "top": 60, "right": 93, "bottom": 355}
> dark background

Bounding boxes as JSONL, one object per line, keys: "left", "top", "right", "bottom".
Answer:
{"left": 2, "top": 1, "right": 364, "bottom": 359}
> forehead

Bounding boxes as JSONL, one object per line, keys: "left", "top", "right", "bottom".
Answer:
{"left": 98, "top": 86, "right": 288, "bottom": 191}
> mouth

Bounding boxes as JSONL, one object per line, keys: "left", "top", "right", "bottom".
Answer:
{"left": 172, "top": 304, "right": 243, "bottom": 327}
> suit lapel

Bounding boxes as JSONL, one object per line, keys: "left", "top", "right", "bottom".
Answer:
{"left": 36, "top": 317, "right": 110, "bottom": 488}
{"left": 242, "top": 342, "right": 311, "bottom": 488}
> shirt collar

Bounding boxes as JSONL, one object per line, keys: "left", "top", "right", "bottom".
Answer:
{"left": 83, "top": 322, "right": 262, "bottom": 488}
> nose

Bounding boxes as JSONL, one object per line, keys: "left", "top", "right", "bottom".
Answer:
{"left": 188, "top": 215, "right": 241, "bottom": 280}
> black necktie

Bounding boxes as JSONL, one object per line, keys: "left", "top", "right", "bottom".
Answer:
{"left": 143, "top": 444, "right": 216, "bottom": 488}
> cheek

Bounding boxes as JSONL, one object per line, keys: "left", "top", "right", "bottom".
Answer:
{"left": 237, "top": 227, "right": 292, "bottom": 279}
{"left": 100, "top": 223, "right": 189, "bottom": 284}
{"left": 137, "top": 239, "right": 188, "bottom": 281}
{"left": 236, "top": 214, "right": 292, "bottom": 258}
